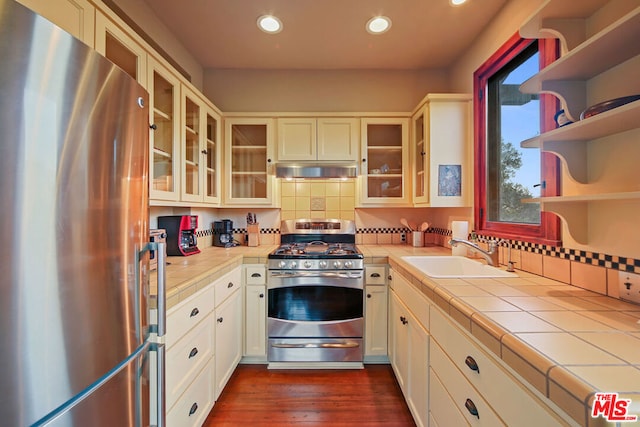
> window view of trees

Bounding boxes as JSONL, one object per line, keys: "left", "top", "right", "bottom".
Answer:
{"left": 498, "top": 140, "right": 540, "bottom": 224}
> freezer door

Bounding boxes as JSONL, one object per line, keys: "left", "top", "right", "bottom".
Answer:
{"left": 36, "top": 343, "right": 152, "bottom": 427}
{"left": 0, "top": 1, "right": 151, "bottom": 425}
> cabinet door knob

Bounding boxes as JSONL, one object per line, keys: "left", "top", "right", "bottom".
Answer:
{"left": 267, "top": 158, "right": 272, "bottom": 163}
{"left": 370, "top": 272, "right": 381, "bottom": 278}
{"left": 465, "top": 356, "right": 479, "bottom": 373}
{"left": 228, "top": 282, "right": 234, "bottom": 288}
{"left": 362, "top": 158, "right": 367, "bottom": 163}
{"left": 388, "top": 275, "right": 392, "bottom": 281}
{"left": 259, "top": 293, "right": 264, "bottom": 298}
{"left": 465, "top": 399, "right": 479, "bottom": 419}
{"left": 201, "top": 149, "right": 208, "bottom": 155}
{"left": 189, "top": 347, "right": 199, "bottom": 359}
{"left": 150, "top": 123, "right": 157, "bottom": 130}
{"left": 217, "top": 317, "right": 224, "bottom": 323}
{"left": 367, "top": 294, "right": 372, "bottom": 298}
{"left": 190, "top": 307, "right": 200, "bottom": 317}
{"left": 189, "top": 402, "right": 198, "bottom": 416}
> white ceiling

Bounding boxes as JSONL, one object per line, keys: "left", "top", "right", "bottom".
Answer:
{"left": 142, "top": 0, "right": 509, "bottom": 70}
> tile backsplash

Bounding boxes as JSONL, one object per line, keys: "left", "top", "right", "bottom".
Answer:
{"left": 280, "top": 179, "right": 356, "bottom": 221}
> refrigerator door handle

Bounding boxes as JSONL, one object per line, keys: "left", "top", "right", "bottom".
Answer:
{"left": 153, "top": 342, "right": 166, "bottom": 427}
{"left": 155, "top": 242, "right": 167, "bottom": 337}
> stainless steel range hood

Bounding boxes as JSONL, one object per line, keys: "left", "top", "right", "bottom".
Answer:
{"left": 275, "top": 163, "right": 358, "bottom": 179}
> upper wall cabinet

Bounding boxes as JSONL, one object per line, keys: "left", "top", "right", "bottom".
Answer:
{"left": 17, "top": 0, "right": 95, "bottom": 46}
{"left": 276, "top": 118, "right": 359, "bottom": 162}
{"left": 519, "top": 1, "right": 640, "bottom": 251}
{"left": 412, "top": 94, "right": 472, "bottom": 207}
{"left": 224, "top": 118, "right": 276, "bottom": 206}
{"left": 95, "top": 13, "right": 147, "bottom": 87}
{"left": 359, "top": 118, "right": 410, "bottom": 206}
{"left": 149, "top": 57, "right": 181, "bottom": 202}
{"left": 181, "top": 85, "right": 222, "bottom": 204}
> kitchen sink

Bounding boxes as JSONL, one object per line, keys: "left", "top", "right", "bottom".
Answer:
{"left": 401, "top": 256, "right": 517, "bottom": 278}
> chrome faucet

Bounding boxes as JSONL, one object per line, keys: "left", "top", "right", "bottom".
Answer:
{"left": 449, "top": 238, "right": 500, "bottom": 266}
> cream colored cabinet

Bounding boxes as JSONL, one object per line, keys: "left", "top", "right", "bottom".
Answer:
{"left": 244, "top": 265, "right": 267, "bottom": 361}
{"left": 519, "top": 1, "right": 640, "bottom": 253}
{"left": 277, "top": 117, "right": 359, "bottom": 161}
{"left": 214, "top": 268, "right": 242, "bottom": 399}
{"left": 165, "top": 286, "right": 216, "bottom": 426}
{"left": 412, "top": 94, "right": 472, "bottom": 207}
{"left": 149, "top": 57, "right": 181, "bottom": 202}
{"left": 17, "top": 0, "right": 95, "bottom": 46}
{"left": 94, "top": 12, "right": 147, "bottom": 87}
{"left": 359, "top": 118, "right": 411, "bottom": 206}
{"left": 224, "top": 118, "right": 276, "bottom": 206}
{"left": 388, "top": 270, "right": 429, "bottom": 427}
{"left": 364, "top": 266, "right": 388, "bottom": 361}
{"left": 430, "top": 306, "right": 569, "bottom": 426}
{"left": 181, "top": 85, "right": 221, "bottom": 204}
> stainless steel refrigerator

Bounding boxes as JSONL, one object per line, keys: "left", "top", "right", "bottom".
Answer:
{"left": 0, "top": 1, "right": 165, "bottom": 426}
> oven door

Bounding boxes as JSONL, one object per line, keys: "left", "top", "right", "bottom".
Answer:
{"left": 267, "top": 270, "right": 364, "bottom": 338}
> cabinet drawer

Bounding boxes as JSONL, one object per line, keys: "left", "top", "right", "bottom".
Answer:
{"left": 167, "top": 360, "right": 215, "bottom": 427}
{"left": 430, "top": 308, "right": 565, "bottom": 426}
{"left": 391, "top": 270, "right": 429, "bottom": 330}
{"left": 245, "top": 265, "right": 266, "bottom": 285}
{"left": 365, "top": 266, "right": 386, "bottom": 285}
{"left": 215, "top": 267, "right": 241, "bottom": 306}
{"left": 166, "top": 313, "right": 214, "bottom": 410}
{"left": 430, "top": 341, "right": 505, "bottom": 426}
{"left": 429, "top": 367, "right": 469, "bottom": 427}
{"left": 166, "top": 285, "right": 215, "bottom": 349}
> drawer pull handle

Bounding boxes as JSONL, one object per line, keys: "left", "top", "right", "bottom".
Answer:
{"left": 188, "top": 402, "right": 198, "bottom": 416}
{"left": 465, "top": 399, "right": 479, "bottom": 419}
{"left": 259, "top": 293, "right": 264, "bottom": 298}
{"left": 217, "top": 317, "right": 224, "bottom": 323}
{"left": 370, "top": 272, "right": 381, "bottom": 278}
{"left": 190, "top": 308, "right": 200, "bottom": 317}
{"left": 228, "top": 282, "right": 234, "bottom": 288}
{"left": 251, "top": 272, "right": 262, "bottom": 278}
{"left": 465, "top": 356, "right": 479, "bottom": 373}
{"left": 189, "top": 347, "right": 198, "bottom": 358}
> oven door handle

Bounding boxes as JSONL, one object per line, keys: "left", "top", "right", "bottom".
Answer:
{"left": 271, "top": 342, "right": 360, "bottom": 349}
{"left": 270, "top": 272, "right": 362, "bottom": 279}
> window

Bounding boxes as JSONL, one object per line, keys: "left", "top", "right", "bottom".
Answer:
{"left": 474, "top": 33, "right": 561, "bottom": 245}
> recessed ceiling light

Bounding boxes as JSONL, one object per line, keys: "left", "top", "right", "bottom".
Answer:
{"left": 450, "top": 0, "right": 468, "bottom": 5}
{"left": 257, "top": 15, "right": 282, "bottom": 34}
{"left": 366, "top": 16, "right": 391, "bottom": 34}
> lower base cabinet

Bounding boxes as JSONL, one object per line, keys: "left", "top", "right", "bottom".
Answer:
{"left": 388, "top": 270, "right": 429, "bottom": 427}
{"left": 167, "top": 361, "right": 215, "bottom": 427}
{"left": 165, "top": 266, "right": 242, "bottom": 427}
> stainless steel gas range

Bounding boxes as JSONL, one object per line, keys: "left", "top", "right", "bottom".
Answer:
{"left": 267, "top": 219, "right": 364, "bottom": 365}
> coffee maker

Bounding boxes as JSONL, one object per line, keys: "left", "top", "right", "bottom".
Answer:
{"left": 157, "top": 215, "right": 201, "bottom": 256}
{"left": 213, "top": 219, "right": 234, "bottom": 247}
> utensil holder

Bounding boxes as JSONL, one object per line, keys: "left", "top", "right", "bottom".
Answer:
{"left": 247, "top": 224, "right": 260, "bottom": 247}
{"left": 411, "top": 231, "right": 424, "bottom": 247}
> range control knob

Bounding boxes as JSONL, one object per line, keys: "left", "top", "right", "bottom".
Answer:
{"left": 279, "top": 261, "right": 287, "bottom": 268}
{"left": 333, "top": 261, "right": 342, "bottom": 269}
{"left": 344, "top": 261, "right": 353, "bottom": 268}
{"left": 319, "top": 261, "right": 328, "bottom": 269}
{"left": 289, "top": 261, "right": 297, "bottom": 269}
{"left": 304, "top": 261, "right": 313, "bottom": 269}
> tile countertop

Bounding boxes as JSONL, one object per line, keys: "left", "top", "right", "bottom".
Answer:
{"left": 387, "top": 250, "right": 640, "bottom": 427}
{"left": 151, "top": 243, "right": 640, "bottom": 426}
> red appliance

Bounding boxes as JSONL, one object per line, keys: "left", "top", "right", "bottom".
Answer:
{"left": 157, "top": 215, "right": 201, "bottom": 256}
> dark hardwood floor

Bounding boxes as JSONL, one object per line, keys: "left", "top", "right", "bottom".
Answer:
{"left": 204, "top": 364, "right": 416, "bottom": 426}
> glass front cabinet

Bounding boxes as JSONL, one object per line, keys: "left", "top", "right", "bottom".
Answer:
{"left": 181, "top": 85, "right": 221, "bottom": 204}
{"left": 224, "top": 118, "right": 276, "bottom": 206}
{"left": 412, "top": 94, "right": 472, "bottom": 207}
{"left": 148, "top": 58, "right": 181, "bottom": 201}
{"left": 359, "top": 118, "right": 410, "bottom": 206}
